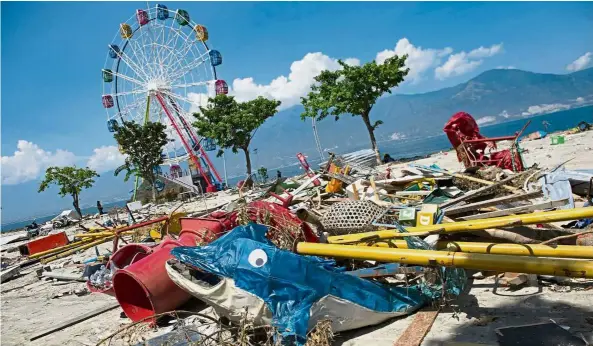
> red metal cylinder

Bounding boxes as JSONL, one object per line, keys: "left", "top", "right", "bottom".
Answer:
{"left": 112, "top": 217, "right": 232, "bottom": 323}
{"left": 87, "top": 243, "right": 154, "bottom": 296}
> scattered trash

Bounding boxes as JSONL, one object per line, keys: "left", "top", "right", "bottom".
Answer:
{"left": 3, "top": 111, "right": 593, "bottom": 346}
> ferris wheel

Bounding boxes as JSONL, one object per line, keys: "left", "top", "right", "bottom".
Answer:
{"left": 101, "top": 4, "right": 225, "bottom": 192}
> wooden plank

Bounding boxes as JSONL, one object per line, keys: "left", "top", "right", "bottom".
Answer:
{"left": 411, "top": 164, "right": 521, "bottom": 193}
{"left": 393, "top": 308, "right": 439, "bottom": 346}
{"left": 458, "top": 199, "right": 568, "bottom": 220}
{"left": 445, "top": 191, "right": 543, "bottom": 215}
{"left": 352, "top": 183, "right": 360, "bottom": 200}
{"left": 440, "top": 171, "right": 533, "bottom": 209}
{"left": 324, "top": 172, "right": 356, "bottom": 185}
{"left": 395, "top": 190, "right": 432, "bottom": 197}
{"left": 0, "top": 265, "right": 21, "bottom": 283}
{"left": 370, "top": 177, "right": 380, "bottom": 202}
{"left": 41, "top": 272, "right": 87, "bottom": 282}
{"left": 29, "top": 301, "right": 120, "bottom": 341}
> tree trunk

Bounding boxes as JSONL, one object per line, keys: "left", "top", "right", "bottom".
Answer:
{"left": 147, "top": 173, "right": 157, "bottom": 202}
{"left": 242, "top": 148, "right": 254, "bottom": 188}
{"left": 361, "top": 112, "right": 382, "bottom": 165}
{"left": 72, "top": 194, "right": 82, "bottom": 218}
{"left": 243, "top": 148, "right": 252, "bottom": 177}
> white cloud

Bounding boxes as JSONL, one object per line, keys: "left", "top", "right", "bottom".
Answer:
{"left": 497, "top": 65, "right": 516, "bottom": 69}
{"left": 230, "top": 52, "right": 358, "bottom": 109}
{"left": 499, "top": 110, "right": 512, "bottom": 118}
{"left": 476, "top": 116, "right": 496, "bottom": 125}
{"left": 376, "top": 38, "right": 453, "bottom": 83}
{"left": 86, "top": 146, "right": 126, "bottom": 173}
{"left": 188, "top": 92, "right": 211, "bottom": 114}
{"left": 566, "top": 52, "right": 592, "bottom": 72}
{"left": 435, "top": 43, "right": 504, "bottom": 80}
{"left": 389, "top": 132, "right": 407, "bottom": 140}
{"left": 521, "top": 103, "right": 570, "bottom": 116}
{"left": 467, "top": 44, "right": 504, "bottom": 59}
{"left": 228, "top": 40, "right": 504, "bottom": 108}
{"left": 576, "top": 97, "right": 585, "bottom": 104}
{"left": 1, "top": 140, "right": 77, "bottom": 185}
{"left": 343, "top": 58, "right": 361, "bottom": 67}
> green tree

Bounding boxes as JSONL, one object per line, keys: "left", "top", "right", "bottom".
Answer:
{"left": 194, "top": 94, "right": 281, "bottom": 178}
{"left": 114, "top": 121, "right": 168, "bottom": 202}
{"left": 257, "top": 166, "right": 269, "bottom": 183}
{"left": 301, "top": 55, "right": 409, "bottom": 164}
{"left": 38, "top": 166, "right": 99, "bottom": 218}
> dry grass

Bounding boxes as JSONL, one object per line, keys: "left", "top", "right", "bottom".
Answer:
{"left": 305, "top": 319, "right": 334, "bottom": 346}
{"left": 236, "top": 205, "right": 306, "bottom": 251}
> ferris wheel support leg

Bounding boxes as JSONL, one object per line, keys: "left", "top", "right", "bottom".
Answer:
{"left": 178, "top": 114, "right": 222, "bottom": 184}
{"left": 168, "top": 96, "right": 223, "bottom": 185}
{"left": 154, "top": 93, "right": 215, "bottom": 192}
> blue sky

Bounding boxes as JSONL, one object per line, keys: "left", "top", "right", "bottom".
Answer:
{"left": 2, "top": 1, "right": 592, "bottom": 223}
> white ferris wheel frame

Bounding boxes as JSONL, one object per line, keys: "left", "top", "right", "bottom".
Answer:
{"left": 102, "top": 4, "right": 219, "bottom": 165}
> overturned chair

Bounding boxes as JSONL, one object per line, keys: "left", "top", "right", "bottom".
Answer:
{"left": 444, "top": 111, "right": 530, "bottom": 172}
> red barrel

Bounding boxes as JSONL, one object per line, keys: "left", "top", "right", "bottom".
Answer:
{"left": 112, "top": 218, "right": 232, "bottom": 323}
{"left": 87, "top": 243, "right": 154, "bottom": 296}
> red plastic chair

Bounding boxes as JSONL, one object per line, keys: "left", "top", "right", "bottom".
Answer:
{"left": 444, "top": 112, "right": 530, "bottom": 172}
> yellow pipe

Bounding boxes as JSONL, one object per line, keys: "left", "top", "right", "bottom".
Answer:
{"left": 27, "top": 237, "right": 99, "bottom": 259}
{"left": 41, "top": 235, "right": 115, "bottom": 264}
{"left": 296, "top": 242, "right": 593, "bottom": 278}
{"left": 356, "top": 240, "right": 593, "bottom": 259}
{"left": 328, "top": 207, "right": 593, "bottom": 244}
{"left": 86, "top": 225, "right": 127, "bottom": 232}
{"left": 75, "top": 230, "right": 141, "bottom": 238}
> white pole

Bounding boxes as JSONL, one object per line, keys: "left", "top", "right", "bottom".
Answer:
{"left": 312, "top": 118, "right": 325, "bottom": 161}
{"left": 222, "top": 151, "right": 228, "bottom": 188}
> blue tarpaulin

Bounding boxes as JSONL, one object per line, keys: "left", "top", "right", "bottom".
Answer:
{"left": 171, "top": 224, "right": 428, "bottom": 345}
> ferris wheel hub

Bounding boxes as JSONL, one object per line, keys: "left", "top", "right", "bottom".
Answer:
{"left": 146, "top": 79, "right": 170, "bottom": 92}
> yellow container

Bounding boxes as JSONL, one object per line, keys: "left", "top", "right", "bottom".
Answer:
{"left": 417, "top": 204, "right": 438, "bottom": 226}
{"left": 416, "top": 211, "right": 434, "bottom": 226}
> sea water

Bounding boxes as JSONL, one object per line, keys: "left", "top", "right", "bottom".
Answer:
{"left": 1, "top": 199, "right": 129, "bottom": 233}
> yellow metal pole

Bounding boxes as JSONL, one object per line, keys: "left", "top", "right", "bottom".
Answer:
{"left": 40, "top": 236, "right": 115, "bottom": 264}
{"left": 355, "top": 240, "right": 593, "bottom": 259}
{"left": 74, "top": 230, "right": 142, "bottom": 238}
{"left": 27, "top": 237, "right": 99, "bottom": 259}
{"left": 296, "top": 242, "right": 593, "bottom": 278}
{"left": 328, "top": 207, "right": 593, "bottom": 244}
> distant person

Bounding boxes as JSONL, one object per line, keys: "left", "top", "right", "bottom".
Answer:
{"left": 277, "top": 170, "right": 282, "bottom": 179}
{"left": 382, "top": 153, "right": 395, "bottom": 164}
{"left": 542, "top": 120, "right": 551, "bottom": 131}
{"left": 30, "top": 220, "right": 38, "bottom": 229}
{"left": 97, "top": 201, "right": 104, "bottom": 215}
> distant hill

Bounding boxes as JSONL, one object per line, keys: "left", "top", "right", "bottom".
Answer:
{"left": 372, "top": 67, "right": 593, "bottom": 137}
{"left": 226, "top": 68, "right": 593, "bottom": 171}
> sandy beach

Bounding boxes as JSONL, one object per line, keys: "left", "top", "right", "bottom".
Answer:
{"left": 382, "top": 130, "right": 593, "bottom": 173}
{"left": 1, "top": 130, "right": 592, "bottom": 346}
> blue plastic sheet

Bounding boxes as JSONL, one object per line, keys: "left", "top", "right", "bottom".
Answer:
{"left": 172, "top": 224, "right": 427, "bottom": 345}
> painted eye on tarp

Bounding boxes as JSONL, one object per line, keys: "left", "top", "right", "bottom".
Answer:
{"left": 248, "top": 249, "right": 268, "bottom": 268}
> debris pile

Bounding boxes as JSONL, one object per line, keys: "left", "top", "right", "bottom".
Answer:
{"left": 2, "top": 121, "right": 593, "bottom": 346}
